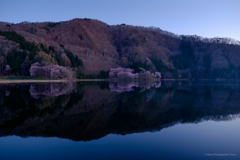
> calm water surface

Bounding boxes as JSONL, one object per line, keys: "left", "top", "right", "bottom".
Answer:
{"left": 0, "top": 81, "right": 240, "bottom": 160}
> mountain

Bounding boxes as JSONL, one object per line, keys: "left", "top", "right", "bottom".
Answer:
{"left": 0, "top": 18, "right": 240, "bottom": 79}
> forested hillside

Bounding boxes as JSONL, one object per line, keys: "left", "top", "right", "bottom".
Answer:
{"left": 0, "top": 18, "right": 240, "bottom": 79}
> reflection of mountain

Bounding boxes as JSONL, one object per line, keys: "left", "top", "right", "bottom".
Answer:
{"left": 0, "top": 81, "right": 240, "bottom": 141}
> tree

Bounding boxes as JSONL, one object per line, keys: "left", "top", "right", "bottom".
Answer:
{"left": 64, "top": 49, "right": 83, "bottom": 68}
{"left": 34, "top": 51, "right": 56, "bottom": 66}
{"left": 74, "top": 55, "right": 83, "bottom": 68}
{"left": 61, "top": 54, "right": 72, "bottom": 67}
{"left": 0, "top": 56, "right": 4, "bottom": 74}
{"left": 6, "top": 24, "right": 11, "bottom": 32}
{"left": 29, "top": 63, "right": 72, "bottom": 79}
{"left": 49, "top": 65, "right": 72, "bottom": 79}
{"left": 0, "top": 31, "right": 39, "bottom": 52}
{"left": 6, "top": 50, "right": 27, "bottom": 74}
{"left": 78, "top": 34, "right": 83, "bottom": 40}
{"left": 29, "top": 62, "right": 42, "bottom": 77}
{"left": 20, "top": 56, "right": 31, "bottom": 76}
{"left": 5, "top": 65, "right": 11, "bottom": 74}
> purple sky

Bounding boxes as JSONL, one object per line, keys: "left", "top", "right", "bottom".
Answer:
{"left": 1, "top": 0, "right": 240, "bottom": 40}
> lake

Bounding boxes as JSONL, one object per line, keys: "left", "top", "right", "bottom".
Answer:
{"left": 0, "top": 81, "right": 240, "bottom": 160}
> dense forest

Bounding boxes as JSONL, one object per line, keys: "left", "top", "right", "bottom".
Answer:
{"left": 0, "top": 31, "right": 84, "bottom": 79}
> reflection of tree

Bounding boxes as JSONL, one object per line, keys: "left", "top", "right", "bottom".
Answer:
{"left": 29, "top": 83, "right": 74, "bottom": 99}
{"left": 109, "top": 82, "right": 161, "bottom": 93}
{"left": 0, "top": 84, "right": 82, "bottom": 129}
{"left": 1, "top": 82, "right": 240, "bottom": 141}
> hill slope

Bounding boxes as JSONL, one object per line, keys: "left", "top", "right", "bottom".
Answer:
{"left": 0, "top": 18, "right": 240, "bottom": 79}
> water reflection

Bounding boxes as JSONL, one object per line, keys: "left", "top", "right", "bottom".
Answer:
{"left": 0, "top": 81, "right": 240, "bottom": 141}
{"left": 109, "top": 81, "right": 161, "bottom": 92}
{"left": 29, "top": 83, "right": 74, "bottom": 98}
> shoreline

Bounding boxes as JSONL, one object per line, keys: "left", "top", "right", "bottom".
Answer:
{"left": 0, "top": 79, "right": 68, "bottom": 84}
{"left": 0, "top": 78, "right": 239, "bottom": 84}
{"left": 0, "top": 79, "right": 109, "bottom": 84}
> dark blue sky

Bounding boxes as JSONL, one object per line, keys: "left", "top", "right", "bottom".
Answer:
{"left": 1, "top": 0, "right": 240, "bottom": 40}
